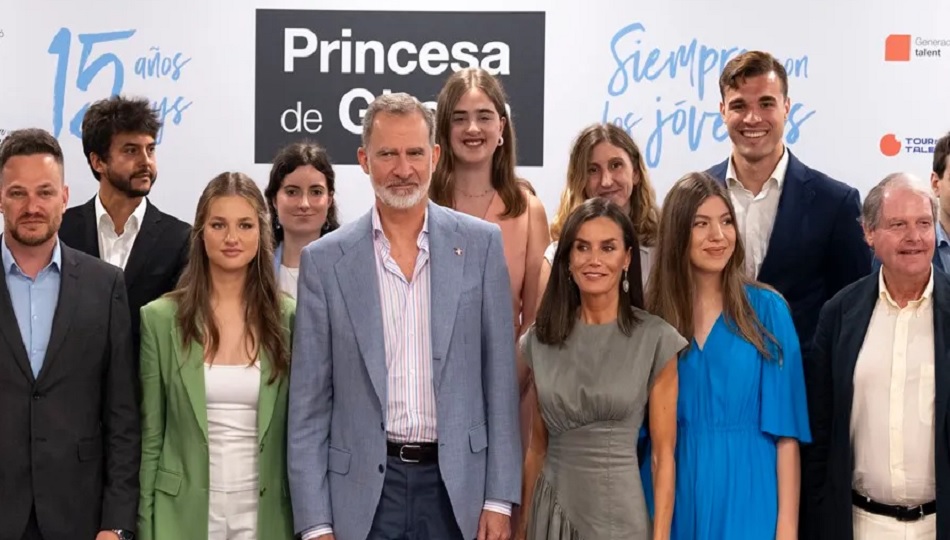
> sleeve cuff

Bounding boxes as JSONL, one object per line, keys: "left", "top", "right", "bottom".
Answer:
{"left": 483, "top": 499, "right": 513, "bottom": 516}
{"left": 302, "top": 525, "right": 334, "bottom": 539}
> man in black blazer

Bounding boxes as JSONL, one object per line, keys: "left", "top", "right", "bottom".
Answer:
{"left": 806, "top": 173, "right": 947, "bottom": 539}
{"left": 0, "top": 129, "right": 139, "bottom": 540}
{"left": 59, "top": 95, "right": 190, "bottom": 355}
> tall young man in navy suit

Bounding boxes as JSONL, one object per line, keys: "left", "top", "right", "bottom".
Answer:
{"left": 706, "top": 50, "right": 872, "bottom": 539}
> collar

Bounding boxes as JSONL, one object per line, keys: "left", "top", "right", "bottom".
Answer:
{"left": 726, "top": 145, "right": 790, "bottom": 190}
{"left": 1, "top": 234, "right": 62, "bottom": 276}
{"left": 938, "top": 222, "right": 950, "bottom": 248}
{"left": 371, "top": 203, "right": 429, "bottom": 248}
{"left": 95, "top": 194, "right": 147, "bottom": 235}
{"left": 878, "top": 265, "right": 934, "bottom": 314}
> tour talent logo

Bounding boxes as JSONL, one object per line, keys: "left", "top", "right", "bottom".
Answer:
{"left": 255, "top": 10, "right": 546, "bottom": 166}
{"left": 880, "top": 133, "right": 937, "bottom": 156}
{"left": 885, "top": 33, "right": 950, "bottom": 61}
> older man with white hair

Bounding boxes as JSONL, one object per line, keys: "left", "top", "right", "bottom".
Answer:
{"left": 804, "top": 172, "right": 950, "bottom": 539}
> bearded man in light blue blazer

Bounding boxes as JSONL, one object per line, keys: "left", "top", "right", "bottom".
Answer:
{"left": 288, "top": 92, "right": 521, "bottom": 540}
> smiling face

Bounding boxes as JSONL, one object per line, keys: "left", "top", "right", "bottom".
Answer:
{"left": 448, "top": 87, "right": 506, "bottom": 167}
{"left": 720, "top": 72, "right": 790, "bottom": 166}
{"left": 689, "top": 195, "right": 737, "bottom": 277}
{"left": 866, "top": 185, "right": 936, "bottom": 282}
{"left": 568, "top": 216, "right": 633, "bottom": 297}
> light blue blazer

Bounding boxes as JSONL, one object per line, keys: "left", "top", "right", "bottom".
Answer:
{"left": 286, "top": 201, "right": 521, "bottom": 540}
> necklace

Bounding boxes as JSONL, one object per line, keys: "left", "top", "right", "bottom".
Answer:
{"left": 458, "top": 186, "right": 494, "bottom": 198}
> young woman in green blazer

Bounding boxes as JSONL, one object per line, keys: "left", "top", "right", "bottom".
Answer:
{"left": 138, "top": 172, "right": 295, "bottom": 540}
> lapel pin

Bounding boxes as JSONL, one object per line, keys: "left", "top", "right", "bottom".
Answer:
{"left": 454, "top": 248, "right": 463, "bottom": 256}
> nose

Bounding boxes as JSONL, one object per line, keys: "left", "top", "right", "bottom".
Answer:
{"left": 743, "top": 107, "right": 762, "bottom": 124}
{"left": 299, "top": 194, "right": 311, "bottom": 209}
{"left": 599, "top": 172, "right": 615, "bottom": 190}
{"left": 466, "top": 118, "right": 479, "bottom": 134}
{"left": 394, "top": 155, "right": 413, "bottom": 179}
{"left": 709, "top": 221, "right": 725, "bottom": 240}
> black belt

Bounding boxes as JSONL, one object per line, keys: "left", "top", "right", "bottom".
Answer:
{"left": 852, "top": 490, "right": 936, "bottom": 522}
{"left": 386, "top": 441, "right": 439, "bottom": 464}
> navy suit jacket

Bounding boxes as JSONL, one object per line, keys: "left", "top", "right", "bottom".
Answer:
{"left": 707, "top": 151, "right": 873, "bottom": 356}
{"left": 805, "top": 269, "right": 950, "bottom": 539}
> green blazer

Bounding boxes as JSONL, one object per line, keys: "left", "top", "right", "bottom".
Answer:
{"left": 137, "top": 296, "right": 296, "bottom": 540}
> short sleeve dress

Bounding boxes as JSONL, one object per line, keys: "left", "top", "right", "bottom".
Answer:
{"left": 521, "top": 309, "right": 687, "bottom": 539}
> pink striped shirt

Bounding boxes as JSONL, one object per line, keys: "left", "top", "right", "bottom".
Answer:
{"left": 371, "top": 206, "right": 438, "bottom": 443}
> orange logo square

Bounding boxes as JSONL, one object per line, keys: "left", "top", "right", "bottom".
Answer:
{"left": 885, "top": 34, "right": 912, "bottom": 61}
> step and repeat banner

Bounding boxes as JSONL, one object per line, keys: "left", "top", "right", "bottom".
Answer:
{"left": 1, "top": 0, "right": 948, "bottom": 224}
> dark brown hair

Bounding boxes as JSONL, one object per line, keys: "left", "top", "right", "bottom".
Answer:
{"left": 647, "top": 171, "right": 780, "bottom": 360}
{"left": 430, "top": 68, "right": 527, "bottom": 218}
{"left": 81, "top": 95, "right": 162, "bottom": 180}
{"left": 0, "top": 128, "right": 65, "bottom": 174}
{"left": 168, "top": 172, "right": 289, "bottom": 382}
{"left": 719, "top": 51, "right": 789, "bottom": 99}
{"left": 264, "top": 141, "right": 340, "bottom": 244}
{"left": 934, "top": 132, "right": 950, "bottom": 179}
{"left": 535, "top": 197, "right": 643, "bottom": 346}
{"left": 551, "top": 123, "right": 660, "bottom": 246}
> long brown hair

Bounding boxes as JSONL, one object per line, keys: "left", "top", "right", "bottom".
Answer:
{"left": 430, "top": 67, "right": 527, "bottom": 218}
{"left": 647, "top": 171, "right": 780, "bottom": 360}
{"left": 550, "top": 123, "right": 660, "bottom": 247}
{"left": 535, "top": 197, "right": 644, "bottom": 346}
{"left": 168, "top": 172, "right": 289, "bottom": 382}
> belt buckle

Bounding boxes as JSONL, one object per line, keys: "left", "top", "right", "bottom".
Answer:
{"left": 896, "top": 504, "right": 926, "bottom": 522}
{"left": 398, "top": 444, "right": 421, "bottom": 463}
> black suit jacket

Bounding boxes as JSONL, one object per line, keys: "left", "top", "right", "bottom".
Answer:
{"left": 0, "top": 243, "right": 140, "bottom": 540}
{"left": 59, "top": 197, "right": 191, "bottom": 354}
{"left": 805, "top": 269, "right": 950, "bottom": 539}
{"left": 707, "top": 151, "right": 873, "bottom": 356}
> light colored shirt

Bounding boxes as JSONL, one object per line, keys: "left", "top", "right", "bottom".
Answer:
{"left": 205, "top": 362, "right": 261, "bottom": 492}
{"left": 936, "top": 223, "right": 950, "bottom": 271}
{"left": 278, "top": 264, "right": 299, "bottom": 300}
{"left": 95, "top": 195, "right": 147, "bottom": 270}
{"left": 2, "top": 235, "right": 61, "bottom": 377}
{"left": 303, "top": 205, "right": 510, "bottom": 540}
{"left": 851, "top": 268, "right": 936, "bottom": 505}
{"left": 725, "top": 148, "right": 790, "bottom": 279}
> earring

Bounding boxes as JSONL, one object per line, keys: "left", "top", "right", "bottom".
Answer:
{"left": 622, "top": 269, "right": 629, "bottom": 293}
{"left": 498, "top": 136, "right": 504, "bottom": 146}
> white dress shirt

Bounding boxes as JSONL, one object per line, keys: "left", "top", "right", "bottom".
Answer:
{"left": 725, "top": 148, "right": 789, "bottom": 279}
{"left": 851, "top": 268, "right": 936, "bottom": 505}
{"left": 95, "top": 195, "right": 147, "bottom": 270}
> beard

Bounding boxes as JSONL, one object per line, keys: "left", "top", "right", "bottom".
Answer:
{"left": 105, "top": 167, "right": 156, "bottom": 198}
{"left": 373, "top": 177, "right": 430, "bottom": 210}
{"left": 8, "top": 215, "right": 59, "bottom": 247}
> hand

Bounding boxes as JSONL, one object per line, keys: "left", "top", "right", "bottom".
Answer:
{"left": 477, "top": 510, "right": 511, "bottom": 540}
{"left": 95, "top": 532, "right": 119, "bottom": 540}
{"left": 775, "top": 524, "right": 797, "bottom": 540}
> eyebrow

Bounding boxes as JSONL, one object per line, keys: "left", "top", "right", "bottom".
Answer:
{"left": 453, "top": 108, "right": 496, "bottom": 115}
{"left": 694, "top": 212, "right": 731, "bottom": 219}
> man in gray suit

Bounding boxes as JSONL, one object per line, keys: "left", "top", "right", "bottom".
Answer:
{"left": 288, "top": 92, "right": 522, "bottom": 540}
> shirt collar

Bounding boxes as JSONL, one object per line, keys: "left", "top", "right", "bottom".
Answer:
{"left": 371, "top": 203, "right": 429, "bottom": 249}
{"left": 96, "top": 194, "right": 147, "bottom": 235}
{"left": 937, "top": 222, "right": 950, "bottom": 248}
{"left": 878, "top": 264, "right": 934, "bottom": 313}
{"left": 1, "top": 234, "right": 62, "bottom": 276}
{"left": 726, "top": 145, "right": 790, "bottom": 190}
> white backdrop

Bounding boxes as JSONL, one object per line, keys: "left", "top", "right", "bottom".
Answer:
{"left": 2, "top": 0, "right": 949, "bottom": 225}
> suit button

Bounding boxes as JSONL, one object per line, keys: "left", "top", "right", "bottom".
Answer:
{"left": 259, "top": 443, "right": 264, "bottom": 453}
{"left": 259, "top": 487, "right": 266, "bottom": 497}
{"left": 378, "top": 464, "right": 384, "bottom": 473}
{"left": 32, "top": 393, "right": 41, "bottom": 400}
{"left": 380, "top": 423, "right": 384, "bottom": 431}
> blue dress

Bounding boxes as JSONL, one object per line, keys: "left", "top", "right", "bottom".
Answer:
{"left": 642, "top": 285, "right": 812, "bottom": 539}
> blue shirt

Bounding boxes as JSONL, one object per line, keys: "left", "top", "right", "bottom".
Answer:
{"left": 1, "top": 236, "right": 62, "bottom": 377}
{"left": 937, "top": 223, "right": 950, "bottom": 272}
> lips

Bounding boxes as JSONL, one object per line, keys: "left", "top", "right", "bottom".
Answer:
{"left": 705, "top": 247, "right": 727, "bottom": 255}
{"left": 221, "top": 249, "right": 243, "bottom": 257}
{"left": 582, "top": 271, "right": 608, "bottom": 279}
{"left": 740, "top": 130, "right": 767, "bottom": 139}
{"left": 462, "top": 139, "right": 485, "bottom": 147}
